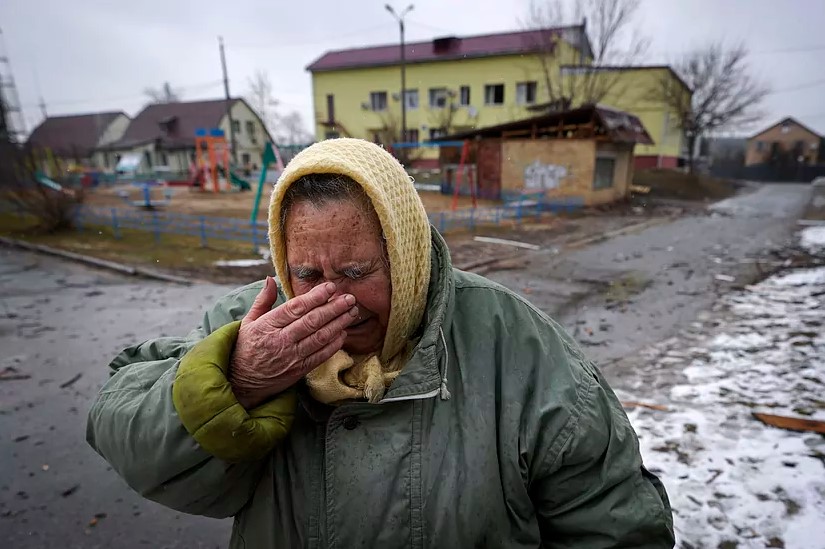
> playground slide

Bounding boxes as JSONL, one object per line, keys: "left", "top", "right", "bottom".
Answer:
{"left": 35, "top": 174, "right": 66, "bottom": 192}
{"left": 217, "top": 165, "right": 252, "bottom": 191}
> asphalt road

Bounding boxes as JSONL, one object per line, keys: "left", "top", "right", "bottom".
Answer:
{"left": 0, "top": 182, "right": 813, "bottom": 548}
{"left": 484, "top": 183, "right": 813, "bottom": 368}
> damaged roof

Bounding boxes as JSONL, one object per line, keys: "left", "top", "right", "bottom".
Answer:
{"left": 439, "top": 104, "right": 654, "bottom": 145}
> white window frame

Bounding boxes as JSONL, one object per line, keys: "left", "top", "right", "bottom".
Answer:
{"left": 370, "top": 91, "right": 388, "bottom": 112}
{"left": 429, "top": 87, "right": 449, "bottom": 109}
{"left": 459, "top": 86, "right": 470, "bottom": 106}
{"left": 404, "top": 89, "right": 419, "bottom": 110}
{"left": 516, "top": 82, "right": 537, "bottom": 105}
{"left": 484, "top": 84, "right": 505, "bottom": 105}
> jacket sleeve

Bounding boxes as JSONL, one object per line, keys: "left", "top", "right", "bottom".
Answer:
{"left": 86, "top": 282, "right": 280, "bottom": 518}
{"left": 530, "top": 358, "right": 675, "bottom": 548}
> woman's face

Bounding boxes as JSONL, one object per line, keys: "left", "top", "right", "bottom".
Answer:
{"left": 284, "top": 199, "right": 391, "bottom": 355}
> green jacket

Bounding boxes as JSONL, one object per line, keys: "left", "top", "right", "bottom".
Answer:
{"left": 87, "top": 230, "right": 674, "bottom": 548}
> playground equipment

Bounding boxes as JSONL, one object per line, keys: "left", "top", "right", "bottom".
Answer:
{"left": 389, "top": 140, "right": 476, "bottom": 211}
{"left": 194, "top": 128, "right": 251, "bottom": 192}
{"left": 35, "top": 173, "right": 67, "bottom": 193}
{"left": 249, "top": 142, "right": 284, "bottom": 224}
{"left": 117, "top": 181, "right": 173, "bottom": 209}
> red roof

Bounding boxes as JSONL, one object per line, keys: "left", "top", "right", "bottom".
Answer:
{"left": 306, "top": 26, "right": 590, "bottom": 72}
{"left": 27, "top": 112, "right": 126, "bottom": 157}
{"left": 106, "top": 98, "right": 242, "bottom": 150}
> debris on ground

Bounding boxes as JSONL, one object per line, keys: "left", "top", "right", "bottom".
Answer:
{"left": 0, "top": 366, "right": 31, "bottom": 381}
{"left": 58, "top": 372, "right": 82, "bottom": 389}
{"left": 473, "top": 236, "right": 540, "bottom": 250}
{"left": 621, "top": 264, "right": 825, "bottom": 547}
{"left": 752, "top": 413, "right": 825, "bottom": 435}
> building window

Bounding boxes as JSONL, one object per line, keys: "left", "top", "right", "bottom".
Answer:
{"left": 242, "top": 153, "right": 251, "bottom": 166}
{"left": 246, "top": 121, "right": 255, "bottom": 136}
{"left": 429, "top": 128, "right": 446, "bottom": 141}
{"left": 484, "top": 84, "right": 505, "bottom": 105}
{"left": 103, "top": 154, "right": 110, "bottom": 169}
{"left": 781, "top": 122, "right": 790, "bottom": 134}
{"left": 144, "top": 151, "right": 153, "bottom": 168}
{"left": 593, "top": 157, "right": 616, "bottom": 190}
{"left": 370, "top": 91, "right": 388, "bottom": 111}
{"left": 459, "top": 85, "right": 471, "bottom": 106}
{"left": 325, "top": 130, "right": 340, "bottom": 139}
{"left": 429, "top": 87, "right": 449, "bottom": 108}
{"left": 755, "top": 141, "right": 764, "bottom": 152}
{"left": 404, "top": 89, "right": 419, "bottom": 110}
{"left": 516, "top": 82, "right": 537, "bottom": 105}
{"left": 160, "top": 152, "right": 168, "bottom": 166}
{"left": 404, "top": 129, "right": 419, "bottom": 143}
{"left": 232, "top": 120, "right": 241, "bottom": 133}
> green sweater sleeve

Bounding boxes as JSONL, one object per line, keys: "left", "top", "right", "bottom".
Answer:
{"left": 86, "top": 281, "right": 292, "bottom": 518}
{"left": 172, "top": 320, "right": 296, "bottom": 463}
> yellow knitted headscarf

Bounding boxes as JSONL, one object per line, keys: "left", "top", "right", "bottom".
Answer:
{"left": 269, "top": 138, "right": 432, "bottom": 404}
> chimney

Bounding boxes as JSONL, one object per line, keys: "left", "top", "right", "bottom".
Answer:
{"left": 433, "top": 36, "right": 460, "bottom": 54}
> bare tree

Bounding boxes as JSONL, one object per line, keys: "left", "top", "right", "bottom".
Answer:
{"left": 144, "top": 82, "right": 181, "bottom": 104}
{"left": 523, "top": 0, "right": 647, "bottom": 108}
{"left": 653, "top": 42, "right": 769, "bottom": 173}
{"left": 246, "top": 70, "right": 279, "bottom": 136}
{"left": 275, "top": 111, "right": 313, "bottom": 145}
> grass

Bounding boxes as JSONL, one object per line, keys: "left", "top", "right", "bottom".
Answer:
{"left": 0, "top": 213, "right": 268, "bottom": 281}
{"left": 633, "top": 168, "right": 739, "bottom": 201}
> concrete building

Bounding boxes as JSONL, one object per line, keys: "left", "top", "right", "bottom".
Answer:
{"left": 441, "top": 105, "right": 653, "bottom": 205}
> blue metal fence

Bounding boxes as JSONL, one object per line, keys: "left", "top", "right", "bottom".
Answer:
{"left": 3, "top": 195, "right": 584, "bottom": 250}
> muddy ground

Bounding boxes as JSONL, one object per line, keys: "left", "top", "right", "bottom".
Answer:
{"left": 0, "top": 183, "right": 816, "bottom": 548}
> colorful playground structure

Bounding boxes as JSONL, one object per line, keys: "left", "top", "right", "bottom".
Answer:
{"left": 193, "top": 128, "right": 250, "bottom": 192}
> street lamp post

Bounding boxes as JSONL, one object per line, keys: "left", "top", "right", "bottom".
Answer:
{"left": 386, "top": 4, "right": 414, "bottom": 143}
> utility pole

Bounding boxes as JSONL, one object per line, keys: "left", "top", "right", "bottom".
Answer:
{"left": 385, "top": 4, "right": 414, "bottom": 143}
{"left": 218, "top": 36, "right": 238, "bottom": 164}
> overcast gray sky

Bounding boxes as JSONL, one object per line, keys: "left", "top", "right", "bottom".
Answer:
{"left": 2, "top": 0, "right": 825, "bottom": 136}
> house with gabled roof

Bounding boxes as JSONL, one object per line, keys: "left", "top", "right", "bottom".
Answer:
{"left": 27, "top": 111, "right": 130, "bottom": 171}
{"left": 96, "top": 98, "right": 274, "bottom": 174}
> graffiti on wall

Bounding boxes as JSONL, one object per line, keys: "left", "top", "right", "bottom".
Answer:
{"left": 523, "top": 160, "right": 569, "bottom": 190}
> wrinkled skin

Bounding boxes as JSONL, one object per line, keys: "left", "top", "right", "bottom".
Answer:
{"left": 228, "top": 199, "right": 391, "bottom": 408}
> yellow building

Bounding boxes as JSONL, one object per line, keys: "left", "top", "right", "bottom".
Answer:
{"left": 306, "top": 27, "right": 690, "bottom": 169}
{"left": 559, "top": 65, "right": 691, "bottom": 168}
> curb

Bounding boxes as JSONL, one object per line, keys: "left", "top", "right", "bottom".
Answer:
{"left": 0, "top": 237, "right": 193, "bottom": 285}
{"left": 564, "top": 216, "right": 677, "bottom": 250}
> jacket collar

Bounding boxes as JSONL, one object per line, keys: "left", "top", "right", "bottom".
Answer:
{"left": 380, "top": 227, "right": 454, "bottom": 401}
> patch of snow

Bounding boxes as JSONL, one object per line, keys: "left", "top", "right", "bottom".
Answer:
{"left": 625, "top": 266, "right": 825, "bottom": 548}
{"left": 800, "top": 226, "right": 825, "bottom": 253}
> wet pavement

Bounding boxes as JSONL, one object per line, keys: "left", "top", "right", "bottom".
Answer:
{"left": 0, "top": 182, "right": 815, "bottom": 547}
{"left": 0, "top": 254, "right": 233, "bottom": 548}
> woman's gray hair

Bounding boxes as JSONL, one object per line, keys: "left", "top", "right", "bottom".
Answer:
{"left": 279, "top": 174, "right": 389, "bottom": 266}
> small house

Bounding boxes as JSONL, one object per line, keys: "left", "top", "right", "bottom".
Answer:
{"left": 440, "top": 105, "right": 653, "bottom": 206}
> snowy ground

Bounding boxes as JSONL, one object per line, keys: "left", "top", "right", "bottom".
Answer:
{"left": 621, "top": 244, "right": 825, "bottom": 547}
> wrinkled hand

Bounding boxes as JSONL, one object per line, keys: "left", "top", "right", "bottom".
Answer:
{"left": 229, "top": 277, "right": 358, "bottom": 409}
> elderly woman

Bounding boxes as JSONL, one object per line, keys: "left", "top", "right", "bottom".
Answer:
{"left": 87, "top": 139, "right": 674, "bottom": 548}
